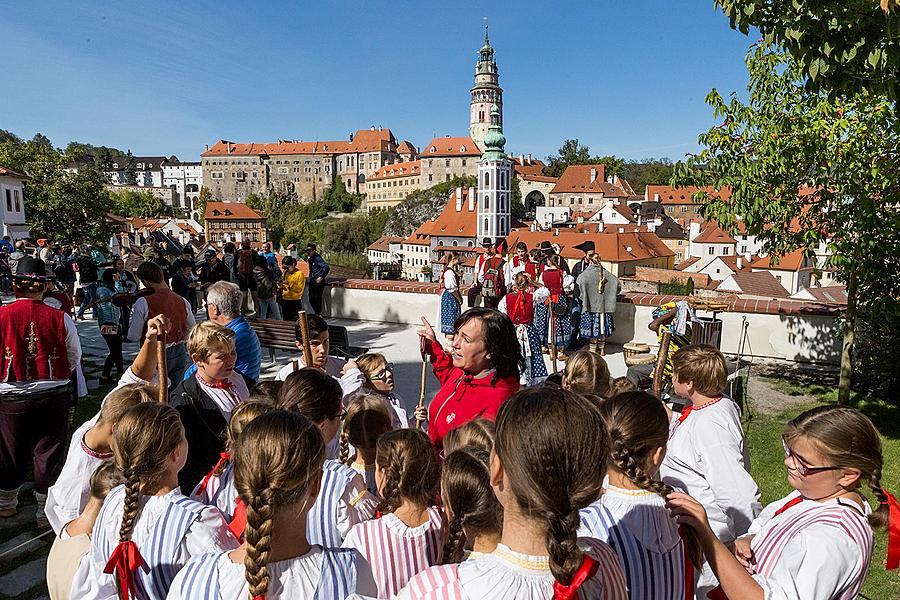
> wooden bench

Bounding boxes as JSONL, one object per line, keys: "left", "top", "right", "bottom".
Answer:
{"left": 246, "top": 318, "right": 367, "bottom": 363}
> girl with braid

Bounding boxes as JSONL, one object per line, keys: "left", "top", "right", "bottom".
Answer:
{"left": 169, "top": 410, "right": 378, "bottom": 599}
{"left": 339, "top": 394, "right": 393, "bottom": 496}
{"left": 398, "top": 387, "right": 627, "bottom": 599}
{"left": 669, "top": 405, "right": 898, "bottom": 600}
{"left": 191, "top": 400, "right": 273, "bottom": 522}
{"left": 274, "top": 368, "right": 377, "bottom": 547}
{"left": 579, "top": 391, "right": 703, "bottom": 599}
{"left": 440, "top": 446, "right": 503, "bottom": 564}
{"left": 341, "top": 428, "right": 444, "bottom": 598}
{"left": 72, "top": 403, "right": 236, "bottom": 600}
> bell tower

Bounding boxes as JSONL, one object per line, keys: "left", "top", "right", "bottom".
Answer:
{"left": 469, "top": 19, "right": 503, "bottom": 151}
{"left": 477, "top": 105, "right": 512, "bottom": 243}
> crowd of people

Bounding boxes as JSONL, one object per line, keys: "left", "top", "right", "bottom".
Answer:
{"left": 0, "top": 233, "right": 897, "bottom": 600}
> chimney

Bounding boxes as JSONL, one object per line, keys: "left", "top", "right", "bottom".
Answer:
{"left": 226, "top": 142, "right": 232, "bottom": 153}
{"left": 520, "top": 154, "right": 525, "bottom": 164}
{"left": 607, "top": 175, "right": 613, "bottom": 184}
{"left": 555, "top": 228, "right": 559, "bottom": 235}
{"left": 737, "top": 256, "right": 743, "bottom": 270}
{"left": 349, "top": 132, "right": 354, "bottom": 142}
{"left": 590, "top": 167, "right": 597, "bottom": 182}
{"left": 528, "top": 153, "right": 533, "bottom": 161}
{"left": 455, "top": 187, "right": 463, "bottom": 211}
{"left": 654, "top": 193, "right": 661, "bottom": 202}
{"left": 531, "top": 222, "right": 536, "bottom": 232}
{"left": 205, "top": 144, "right": 209, "bottom": 151}
{"left": 468, "top": 187, "right": 476, "bottom": 211}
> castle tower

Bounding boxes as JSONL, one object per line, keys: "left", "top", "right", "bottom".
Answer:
{"left": 469, "top": 22, "right": 503, "bottom": 151}
{"left": 477, "top": 104, "right": 512, "bottom": 243}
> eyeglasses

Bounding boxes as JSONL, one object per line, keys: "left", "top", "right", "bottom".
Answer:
{"left": 782, "top": 438, "right": 840, "bottom": 477}
{"left": 334, "top": 408, "right": 347, "bottom": 421}
{"left": 367, "top": 364, "right": 394, "bottom": 382}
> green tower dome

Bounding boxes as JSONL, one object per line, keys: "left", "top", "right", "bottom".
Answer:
{"left": 481, "top": 104, "right": 506, "bottom": 162}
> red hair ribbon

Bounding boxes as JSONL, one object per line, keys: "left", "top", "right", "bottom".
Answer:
{"left": 103, "top": 540, "right": 146, "bottom": 600}
{"left": 252, "top": 596, "right": 265, "bottom": 600}
{"left": 884, "top": 490, "right": 900, "bottom": 570}
{"left": 552, "top": 554, "right": 599, "bottom": 600}
{"left": 197, "top": 452, "right": 230, "bottom": 497}
{"left": 229, "top": 497, "right": 247, "bottom": 542}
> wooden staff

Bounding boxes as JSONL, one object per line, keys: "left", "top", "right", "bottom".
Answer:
{"left": 297, "top": 310, "right": 314, "bottom": 368}
{"left": 415, "top": 337, "right": 428, "bottom": 430}
{"left": 549, "top": 299, "right": 558, "bottom": 374}
{"left": 652, "top": 329, "right": 673, "bottom": 398}
{"left": 156, "top": 331, "right": 167, "bottom": 403}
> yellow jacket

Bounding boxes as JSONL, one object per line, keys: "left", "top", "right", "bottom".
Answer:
{"left": 281, "top": 269, "right": 306, "bottom": 300}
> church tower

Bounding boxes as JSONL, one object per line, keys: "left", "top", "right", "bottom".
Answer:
{"left": 469, "top": 22, "right": 503, "bottom": 151}
{"left": 477, "top": 104, "right": 512, "bottom": 243}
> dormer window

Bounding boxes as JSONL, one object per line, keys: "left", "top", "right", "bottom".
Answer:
{"left": 459, "top": 146, "right": 467, "bottom": 152}
{"left": 212, "top": 209, "right": 221, "bottom": 216}
{"left": 429, "top": 146, "right": 436, "bottom": 153}
{"left": 224, "top": 209, "right": 233, "bottom": 216}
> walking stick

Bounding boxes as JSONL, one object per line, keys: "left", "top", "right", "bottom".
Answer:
{"left": 415, "top": 337, "right": 428, "bottom": 430}
{"left": 156, "top": 331, "right": 168, "bottom": 403}
{"left": 549, "top": 299, "right": 558, "bottom": 374}
{"left": 652, "top": 329, "right": 672, "bottom": 399}
{"left": 297, "top": 310, "right": 314, "bottom": 368}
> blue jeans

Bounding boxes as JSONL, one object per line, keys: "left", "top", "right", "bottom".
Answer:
{"left": 259, "top": 298, "right": 282, "bottom": 320}
{"left": 76, "top": 282, "right": 99, "bottom": 318}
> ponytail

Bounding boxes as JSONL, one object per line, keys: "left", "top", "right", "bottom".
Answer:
{"left": 374, "top": 429, "right": 438, "bottom": 516}
{"left": 440, "top": 447, "right": 502, "bottom": 564}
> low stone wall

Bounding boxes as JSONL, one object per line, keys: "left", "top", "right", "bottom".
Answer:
{"left": 321, "top": 280, "right": 842, "bottom": 364}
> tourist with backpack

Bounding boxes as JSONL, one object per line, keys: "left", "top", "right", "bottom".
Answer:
{"left": 476, "top": 240, "right": 505, "bottom": 310}
{"left": 234, "top": 240, "right": 258, "bottom": 315}
{"left": 253, "top": 254, "right": 281, "bottom": 320}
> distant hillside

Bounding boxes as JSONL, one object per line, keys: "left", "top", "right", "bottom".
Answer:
{"left": 384, "top": 175, "right": 476, "bottom": 238}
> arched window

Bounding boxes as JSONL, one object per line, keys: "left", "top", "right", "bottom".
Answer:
{"left": 484, "top": 218, "right": 489, "bottom": 232}
{"left": 484, "top": 172, "right": 490, "bottom": 187}
{"left": 484, "top": 195, "right": 490, "bottom": 211}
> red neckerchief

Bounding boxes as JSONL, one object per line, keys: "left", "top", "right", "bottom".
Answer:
{"left": 196, "top": 372, "right": 234, "bottom": 390}
{"left": 103, "top": 540, "right": 146, "bottom": 600}
{"left": 883, "top": 490, "right": 900, "bottom": 570}
{"left": 552, "top": 554, "right": 599, "bottom": 600}
{"left": 80, "top": 435, "right": 113, "bottom": 460}
{"left": 197, "top": 452, "right": 230, "bottom": 497}
{"left": 229, "top": 497, "right": 247, "bottom": 542}
{"left": 677, "top": 396, "right": 724, "bottom": 424}
{"left": 773, "top": 495, "right": 804, "bottom": 517}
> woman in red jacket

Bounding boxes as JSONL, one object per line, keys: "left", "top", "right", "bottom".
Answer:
{"left": 416, "top": 308, "right": 523, "bottom": 451}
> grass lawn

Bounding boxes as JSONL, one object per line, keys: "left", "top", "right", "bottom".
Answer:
{"left": 747, "top": 378, "right": 900, "bottom": 599}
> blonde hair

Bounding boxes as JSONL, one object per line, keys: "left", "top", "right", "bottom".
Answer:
{"left": 443, "top": 418, "right": 495, "bottom": 455}
{"left": 89, "top": 460, "right": 123, "bottom": 501}
{"left": 98, "top": 383, "right": 158, "bottom": 425}
{"left": 187, "top": 321, "right": 235, "bottom": 363}
{"left": 512, "top": 272, "right": 535, "bottom": 292}
{"left": 671, "top": 345, "right": 727, "bottom": 397}
{"left": 111, "top": 404, "right": 184, "bottom": 570}
{"left": 375, "top": 429, "right": 439, "bottom": 515}
{"left": 339, "top": 394, "right": 393, "bottom": 464}
{"left": 235, "top": 411, "right": 325, "bottom": 600}
{"left": 563, "top": 350, "right": 612, "bottom": 398}
{"left": 355, "top": 353, "right": 390, "bottom": 392}
{"left": 784, "top": 405, "right": 891, "bottom": 531}
{"left": 588, "top": 253, "right": 603, "bottom": 266}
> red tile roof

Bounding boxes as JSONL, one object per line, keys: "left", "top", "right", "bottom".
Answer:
{"left": 202, "top": 128, "right": 398, "bottom": 157}
{"left": 511, "top": 157, "right": 547, "bottom": 177}
{"left": 675, "top": 257, "right": 701, "bottom": 270}
{"left": 793, "top": 285, "right": 847, "bottom": 304}
{"left": 0, "top": 165, "right": 29, "bottom": 180}
{"left": 646, "top": 185, "right": 732, "bottom": 205}
{"left": 370, "top": 160, "right": 420, "bottom": 180}
{"left": 505, "top": 229, "right": 674, "bottom": 262}
{"left": 396, "top": 141, "right": 417, "bottom": 155}
{"left": 366, "top": 235, "right": 404, "bottom": 253}
{"left": 518, "top": 174, "right": 559, "bottom": 183}
{"left": 549, "top": 165, "right": 632, "bottom": 197}
{"left": 716, "top": 255, "right": 754, "bottom": 273}
{"left": 204, "top": 202, "right": 266, "bottom": 220}
{"left": 693, "top": 222, "right": 737, "bottom": 244}
{"left": 404, "top": 219, "right": 437, "bottom": 245}
{"left": 422, "top": 137, "right": 482, "bottom": 157}
{"left": 430, "top": 188, "right": 478, "bottom": 238}
{"left": 721, "top": 271, "right": 790, "bottom": 298}
{"left": 751, "top": 249, "right": 812, "bottom": 271}
{"left": 633, "top": 266, "right": 713, "bottom": 289}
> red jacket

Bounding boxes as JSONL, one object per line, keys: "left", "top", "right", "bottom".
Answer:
{"left": 426, "top": 339, "right": 520, "bottom": 450}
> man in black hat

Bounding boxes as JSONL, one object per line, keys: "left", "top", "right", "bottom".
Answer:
{"left": 467, "top": 237, "right": 494, "bottom": 308}
{"left": 539, "top": 240, "right": 571, "bottom": 274}
{"left": 0, "top": 256, "right": 82, "bottom": 523}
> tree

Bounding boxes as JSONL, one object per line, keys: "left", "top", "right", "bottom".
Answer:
{"left": 245, "top": 192, "right": 263, "bottom": 211}
{"left": 323, "top": 176, "right": 364, "bottom": 213}
{"left": 197, "top": 186, "right": 212, "bottom": 218}
{"left": 510, "top": 175, "right": 527, "bottom": 219}
{"left": 544, "top": 139, "right": 624, "bottom": 178}
{"left": 124, "top": 150, "right": 137, "bottom": 185}
{"left": 714, "top": 0, "right": 900, "bottom": 100}
{"left": 671, "top": 44, "right": 900, "bottom": 404}
{"left": 110, "top": 189, "right": 172, "bottom": 218}
{"left": 324, "top": 217, "right": 370, "bottom": 254}
{"left": 26, "top": 168, "right": 114, "bottom": 246}
{"left": 94, "top": 147, "right": 113, "bottom": 173}
{"left": 622, "top": 158, "right": 674, "bottom": 195}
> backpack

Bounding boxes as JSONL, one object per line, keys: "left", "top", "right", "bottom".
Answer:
{"left": 237, "top": 249, "right": 255, "bottom": 274}
{"left": 255, "top": 269, "right": 277, "bottom": 300}
{"left": 481, "top": 257, "right": 505, "bottom": 299}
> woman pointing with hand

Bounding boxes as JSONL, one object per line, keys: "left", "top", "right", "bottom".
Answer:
{"left": 416, "top": 308, "right": 522, "bottom": 451}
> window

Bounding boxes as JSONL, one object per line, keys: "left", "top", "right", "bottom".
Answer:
{"left": 278, "top": 167, "right": 289, "bottom": 175}
{"left": 5, "top": 190, "right": 10, "bottom": 212}
{"left": 429, "top": 174, "right": 433, "bottom": 182}
{"left": 681, "top": 206, "right": 688, "bottom": 213}
{"left": 741, "top": 245, "right": 748, "bottom": 253}
{"left": 445, "top": 159, "right": 451, "bottom": 167}
{"left": 484, "top": 195, "right": 490, "bottom": 210}
{"left": 723, "top": 247, "right": 730, "bottom": 255}
{"left": 211, "top": 171, "right": 224, "bottom": 179}
{"left": 14, "top": 191, "right": 20, "bottom": 212}
{"left": 484, "top": 172, "right": 490, "bottom": 187}
{"left": 445, "top": 174, "right": 451, "bottom": 181}
{"left": 461, "top": 159, "right": 467, "bottom": 167}
{"left": 708, "top": 247, "right": 714, "bottom": 255}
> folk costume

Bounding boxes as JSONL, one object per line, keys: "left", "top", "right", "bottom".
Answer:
{"left": 306, "top": 460, "right": 378, "bottom": 547}
{"left": 535, "top": 267, "right": 574, "bottom": 353}
{"left": 575, "top": 264, "right": 619, "bottom": 354}
{"left": 127, "top": 286, "right": 196, "bottom": 385}
{"left": 439, "top": 265, "right": 462, "bottom": 335}
{"left": 498, "top": 288, "right": 548, "bottom": 386}
{"left": 341, "top": 505, "right": 444, "bottom": 598}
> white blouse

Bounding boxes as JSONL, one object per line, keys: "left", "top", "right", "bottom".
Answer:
{"left": 194, "top": 371, "right": 250, "bottom": 421}
{"left": 442, "top": 268, "right": 459, "bottom": 292}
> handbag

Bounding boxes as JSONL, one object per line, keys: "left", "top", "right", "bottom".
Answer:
{"left": 552, "top": 296, "right": 569, "bottom": 317}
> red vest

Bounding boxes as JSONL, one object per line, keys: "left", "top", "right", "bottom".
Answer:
{"left": 146, "top": 288, "right": 189, "bottom": 343}
{"left": 0, "top": 299, "right": 71, "bottom": 383}
{"left": 524, "top": 262, "right": 541, "bottom": 278}
{"left": 542, "top": 269, "right": 563, "bottom": 295}
{"left": 505, "top": 291, "right": 534, "bottom": 325}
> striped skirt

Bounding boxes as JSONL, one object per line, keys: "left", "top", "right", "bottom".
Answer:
{"left": 580, "top": 311, "right": 615, "bottom": 339}
{"left": 440, "top": 290, "right": 461, "bottom": 334}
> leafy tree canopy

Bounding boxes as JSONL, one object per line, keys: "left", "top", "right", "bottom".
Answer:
{"left": 715, "top": 0, "right": 900, "bottom": 100}
{"left": 110, "top": 189, "right": 173, "bottom": 218}
{"left": 543, "top": 139, "right": 674, "bottom": 194}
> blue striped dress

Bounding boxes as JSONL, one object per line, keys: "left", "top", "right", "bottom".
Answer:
{"left": 579, "top": 487, "right": 694, "bottom": 600}
{"left": 307, "top": 460, "right": 377, "bottom": 547}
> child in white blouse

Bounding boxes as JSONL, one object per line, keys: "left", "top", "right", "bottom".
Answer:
{"left": 338, "top": 394, "right": 393, "bottom": 496}
{"left": 348, "top": 352, "right": 409, "bottom": 428}
{"left": 440, "top": 446, "right": 503, "bottom": 564}
{"left": 669, "top": 405, "right": 896, "bottom": 600}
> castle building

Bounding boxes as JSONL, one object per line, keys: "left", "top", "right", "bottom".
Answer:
{"left": 469, "top": 25, "right": 503, "bottom": 151}
{"left": 477, "top": 105, "right": 511, "bottom": 242}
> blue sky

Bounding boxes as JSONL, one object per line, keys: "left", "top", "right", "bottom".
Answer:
{"left": 1, "top": 1, "right": 755, "bottom": 162}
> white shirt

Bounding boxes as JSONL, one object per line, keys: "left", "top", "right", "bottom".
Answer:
{"left": 503, "top": 256, "right": 527, "bottom": 290}
{"left": 45, "top": 368, "right": 153, "bottom": 535}
{"left": 538, "top": 270, "right": 575, "bottom": 293}
{"left": 659, "top": 397, "right": 761, "bottom": 545}
{"left": 397, "top": 541, "right": 628, "bottom": 600}
{"left": 442, "top": 268, "right": 459, "bottom": 292}
{"left": 126, "top": 295, "right": 196, "bottom": 344}
{"left": 0, "top": 299, "right": 82, "bottom": 395}
{"left": 70, "top": 488, "right": 238, "bottom": 600}
{"left": 194, "top": 371, "right": 250, "bottom": 421}
{"left": 166, "top": 546, "right": 379, "bottom": 599}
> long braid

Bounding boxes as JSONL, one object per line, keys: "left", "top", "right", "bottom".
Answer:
{"left": 868, "top": 468, "right": 891, "bottom": 529}
{"left": 118, "top": 468, "right": 141, "bottom": 543}
{"left": 243, "top": 488, "right": 276, "bottom": 599}
{"left": 376, "top": 452, "right": 402, "bottom": 514}
{"left": 339, "top": 426, "right": 351, "bottom": 465}
{"left": 441, "top": 516, "right": 465, "bottom": 564}
{"left": 545, "top": 506, "right": 584, "bottom": 586}
{"left": 609, "top": 437, "right": 705, "bottom": 569}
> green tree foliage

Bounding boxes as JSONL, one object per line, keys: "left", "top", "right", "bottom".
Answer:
{"left": 544, "top": 139, "right": 672, "bottom": 193}
{"left": 197, "top": 187, "right": 212, "bottom": 218}
{"left": 324, "top": 216, "right": 371, "bottom": 254}
{"left": 110, "top": 189, "right": 172, "bottom": 218}
{"left": 323, "top": 176, "right": 364, "bottom": 213}
{"left": 123, "top": 150, "right": 136, "bottom": 185}
{"left": 27, "top": 169, "right": 114, "bottom": 246}
{"left": 384, "top": 175, "right": 477, "bottom": 237}
{"left": 671, "top": 44, "right": 900, "bottom": 404}
{"left": 622, "top": 158, "right": 674, "bottom": 195}
{"left": 510, "top": 175, "right": 527, "bottom": 219}
{"left": 244, "top": 192, "right": 264, "bottom": 211}
{"left": 544, "top": 139, "right": 614, "bottom": 177}
{"left": 715, "top": 0, "right": 900, "bottom": 100}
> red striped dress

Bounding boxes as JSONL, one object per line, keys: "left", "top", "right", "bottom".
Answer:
{"left": 341, "top": 506, "right": 444, "bottom": 598}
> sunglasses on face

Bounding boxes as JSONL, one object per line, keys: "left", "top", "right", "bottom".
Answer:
{"left": 367, "top": 364, "right": 394, "bottom": 381}
{"left": 782, "top": 438, "right": 840, "bottom": 477}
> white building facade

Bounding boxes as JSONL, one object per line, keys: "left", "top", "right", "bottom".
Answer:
{"left": 0, "top": 167, "right": 30, "bottom": 241}
{"left": 476, "top": 105, "right": 511, "bottom": 243}
{"left": 162, "top": 161, "right": 202, "bottom": 218}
